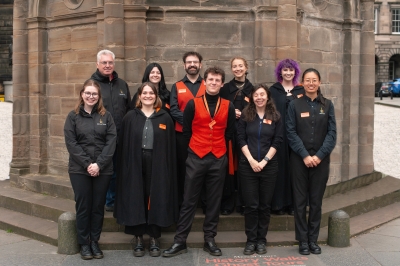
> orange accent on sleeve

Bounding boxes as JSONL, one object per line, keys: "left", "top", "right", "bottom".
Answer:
{"left": 165, "top": 103, "right": 170, "bottom": 109}
{"left": 148, "top": 197, "right": 151, "bottom": 210}
{"left": 228, "top": 140, "right": 234, "bottom": 175}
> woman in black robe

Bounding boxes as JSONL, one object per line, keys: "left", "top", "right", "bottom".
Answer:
{"left": 269, "top": 59, "right": 304, "bottom": 215}
{"left": 114, "top": 82, "right": 178, "bottom": 257}
{"left": 219, "top": 57, "right": 253, "bottom": 215}
{"left": 129, "top": 63, "right": 171, "bottom": 114}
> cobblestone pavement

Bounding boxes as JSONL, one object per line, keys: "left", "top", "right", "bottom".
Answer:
{"left": 0, "top": 102, "right": 12, "bottom": 181}
{"left": 374, "top": 97, "right": 400, "bottom": 179}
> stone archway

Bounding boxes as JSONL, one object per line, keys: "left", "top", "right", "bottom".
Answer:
{"left": 389, "top": 54, "right": 400, "bottom": 80}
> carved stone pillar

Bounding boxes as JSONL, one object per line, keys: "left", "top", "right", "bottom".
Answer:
{"left": 10, "top": 0, "right": 30, "bottom": 177}
{"left": 358, "top": 0, "right": 375, "bottom": 175}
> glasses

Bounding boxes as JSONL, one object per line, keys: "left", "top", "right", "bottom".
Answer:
{"left": 99, "top": 61, "right": 114, "bottom": 66}
{"left": 84, "top": 92, "right": 99, "bottom": 98}
{"left": 185, "top": 61, "right": 200, "bottom": 65}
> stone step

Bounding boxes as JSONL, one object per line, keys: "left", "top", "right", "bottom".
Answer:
{"left": 0, "top": 180, "right": 290, "bottom": 232}
{"left": 2, "top": 201, "right": 400, "bottom": 250}
{"left": 5, "top": 175, "right": 400, "bottom": 232}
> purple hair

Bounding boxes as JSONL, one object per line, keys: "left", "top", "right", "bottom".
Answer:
{"left": 274, "top": 59, "right": 301, "bottom": 85}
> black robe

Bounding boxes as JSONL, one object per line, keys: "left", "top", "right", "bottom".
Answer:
{"left": 269, "top": 82, "right": 305, "bottom": 210}
{"left": 219, "top": 78, "right": 253, "bottom": 204}
{"left": 114, "top": 108, "right": 178, "bottom": 227}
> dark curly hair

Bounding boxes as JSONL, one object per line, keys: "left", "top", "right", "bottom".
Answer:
{"left": 242, "top": 83, "right": 280, "bottom": 122}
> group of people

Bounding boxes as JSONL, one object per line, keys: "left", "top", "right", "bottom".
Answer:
{"left": 63, "top": 49, "right": 337, "bottom": 260}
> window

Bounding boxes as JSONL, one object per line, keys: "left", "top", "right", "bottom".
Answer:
{"left": 392, "top": 9, "right": 400, "bottom": 33}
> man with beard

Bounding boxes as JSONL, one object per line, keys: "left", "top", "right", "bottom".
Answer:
{"left": 170, "top": 51, "right": 206, "bottom": 206}
{"left": 90, "top": 50, "right": 131, "bottom": 212}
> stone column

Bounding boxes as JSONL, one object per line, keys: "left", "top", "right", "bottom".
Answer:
{"left": 9, "top": 0, "right": 30, "bottom": 178}
{"left": 124, "top": 5, "right": 148, "bottom": 86}
{"left": 104, "top": 0, "right": 126, "bottom": 79}
{"left": 276, "top": 0, "right": 298, "bottom": 61}
{"left": 341, "top": 0, "right": 362, "bottom": 180}
{"left": 254, "top": 6, "right": 278, "bottom": 83}
{"left": 26, "top": 17, "right": 48, "bottom": 174}
{"left": 358, "top": 0, "right": 375, "bottom": 175}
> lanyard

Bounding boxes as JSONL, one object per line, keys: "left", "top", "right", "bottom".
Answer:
{"left": 203, "top": 94, "right": 220, "bottom": 129}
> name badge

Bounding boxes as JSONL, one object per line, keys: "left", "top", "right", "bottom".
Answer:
{"left": 297, "top": 94, "right": 303, "bottom": 98}
{"left": 178, "top": 89, "right": 186, "bottom": 93}
{"left": 263, "top": 119, "right": 272, "bottom": 125}
{"left": 159, "top": 124, "right": 166, "bottom": 130}
{"left": 244, "top": 96, "right": 249, "bottom": 102}
{"left": 165, "top": 103, "right": 170, "bottom": 109}
{"left": 301, "top": 112, "right": 310, "bottom": 118}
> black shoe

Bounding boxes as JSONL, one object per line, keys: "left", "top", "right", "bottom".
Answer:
{"left": 287, "top": 208, "right": 294, "bottom": 216}
{"left": 309, "top": 242, "right": 321, "bottom": 254}
{"left": 80, "top": 244, "right": 93, "bottom": 260}
{"left": 162, "top": 243, "right": 187, "bottom": 257}
{"left": 90, "top": 241, "right": 104, "bottom": 259}
{"left": 220, "top": 209, "right": 232, "bottom": 215}
{"left": 236, "top": 206, "right": 244, "bottom": 216}
{"left": 131, "top": 236, "right": 145, "bottom": 257}
{"left": 203, "top": 240, "right": 222, "bottom": 256}
{"left": 274, "top": 209, "right": 286, "bottom": 215}
{"left": 243, "top": 243, "right": 255, "bottom": 255}
{"left": 149, "top": 237, "right": 161, "bottom": 257}
{"left": 298, "top": 241, "right": 310, "bottom": 255}
{"left": 105, "top": 205, "right": 114, "bottom": 212}
{"left": 256, "top": 243, "right": 267, "bottom": 254}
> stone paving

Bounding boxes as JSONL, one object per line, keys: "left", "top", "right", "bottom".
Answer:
{"left": 0, "top": 102, "right": 12, "bottom": 181}
{"left": 373, "top": 98, "right": 400, "bottom": 179}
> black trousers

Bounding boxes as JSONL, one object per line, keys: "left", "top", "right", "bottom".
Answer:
{"left": 174, "top": 153, "right": 227, "bottom": 244}
{"left": 176, "top": 132, "right": 188, "bottom": 206}
{"left": 69, "top": 173, "right": 111, "bottom": 245}
{"left": 290, "top": 152, "right": 330, "bottom": 243}
{"left": 239, "top": 158, "right": 278, "bottom": 244}
{"left": 124, "top": 150, "right": 161, "bottom": 238}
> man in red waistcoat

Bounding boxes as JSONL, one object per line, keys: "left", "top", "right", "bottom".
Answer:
{"left": 170, "top": 51, "right": 207, "bottom": 206}
{"left": 163, "top": 66, "right": 236, "bottom": 257}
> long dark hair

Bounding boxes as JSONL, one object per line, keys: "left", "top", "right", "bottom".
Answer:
{"left": 302, "top": 68, "right": 326, "bottom": 107}
{"left": 142, "top": 63, "right": 170, "bottom": 102}
{"left": 242, "top": 83, "right": 280, "bottom": 122}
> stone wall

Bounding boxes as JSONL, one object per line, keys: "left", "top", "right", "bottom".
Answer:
{"left": 10, "top": 0, "right": 375, "bottom": 185}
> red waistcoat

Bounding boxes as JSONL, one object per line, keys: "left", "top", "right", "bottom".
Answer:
{"left": 175, "top": 80, "right": 206, "bottom": 132}
{"left": 189, "top": 97, "right": 229, "bottom": 158}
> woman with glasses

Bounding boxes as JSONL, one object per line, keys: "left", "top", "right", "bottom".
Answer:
{"left": 114, "top": 82, "right": 178, "bottom": 257}
{"left": 130, "top": 63, "right": 171, "bottom": 114}
{"left": 64, "top": 79, "right": 117, "bottom": 260}
{"left": 286, "top": 68, "right": 336, "bottom": 255}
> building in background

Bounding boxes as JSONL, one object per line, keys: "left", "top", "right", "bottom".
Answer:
{"left": 375, "top": 0, "right": 400, "bottom": 82}
{"left": 10, "top": 0, "right": 375, "bottom": 186}
{"left": 0, "top": 0, "right": 13, "bottom": 95}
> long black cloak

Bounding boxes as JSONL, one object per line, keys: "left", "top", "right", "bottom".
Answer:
{"left": 114, "top": 108, "right": 178, "bottom": 227}
{"left": 269, "top": 82, "right": 305, "bottom": 210}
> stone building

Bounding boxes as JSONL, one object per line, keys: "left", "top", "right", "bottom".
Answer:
{"left": 375, "top": 0, "right": 400, "bottom": 81}
{"left": 10, "top": 0, "right": 375, "bottom": 186}
{"left": 0, "top": 0, "right": 13, "bottom": 92}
